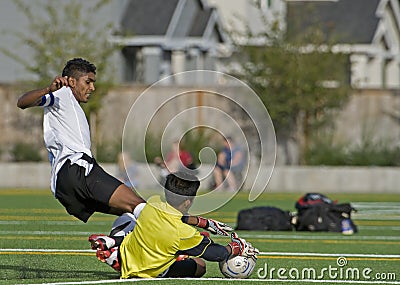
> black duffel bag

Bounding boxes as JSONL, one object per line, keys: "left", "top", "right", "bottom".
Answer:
{"left": 294, "top": 193, "right": 357, "bottom": 234}
{"left": 236, "top": 206, "right": 293, "bottom": 231}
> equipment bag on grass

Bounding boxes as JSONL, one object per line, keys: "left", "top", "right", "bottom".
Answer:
{"left": 235, "top": 206, "right": 293, "bottom": 231}
{"left": 294, "top": 193, "right": 358, "bottom": 234}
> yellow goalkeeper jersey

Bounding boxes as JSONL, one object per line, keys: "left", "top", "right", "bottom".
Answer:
{"left": 119, "top": 196, "right": 204, "bottom": 278}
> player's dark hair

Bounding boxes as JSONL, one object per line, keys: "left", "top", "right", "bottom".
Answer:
{"left": 62, "top": 58, "right": 96, "bottom": 78}
{"left": 164, "top": 171, "right": 200, "bottom": 207}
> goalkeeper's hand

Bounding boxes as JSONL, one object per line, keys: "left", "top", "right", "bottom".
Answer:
{"left": 196, "top": 217, "right": 233, "bottom": 236}
{"left": 228, "top": 232, "right": 259, "bottom": 257}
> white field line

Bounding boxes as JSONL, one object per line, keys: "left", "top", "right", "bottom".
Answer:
{"left": 352, "top": 202, "right": 400, "bottom": 208}
{"left": 353, "top": 216, "right": 400, "bottom": 221}
{"left": 348, "top": 202, "right": 400, "bottom": 220}
{"left": 259, "top": 251, "right": 400, "bottom": 258}
{"left": 358, "top": 226, "right": 400, "bottom": 231}
{"left": 354, "top": 208, "right": 400, "bottom": 211}
{"left": 0, "top": 221, "right": 109, "bottom": 225}
{"left": 238, "top": 233, "right": 400, "bottom": 241}
{"left": 15, "top": 277, "right": 400, "bottom": 285}
{"left": 1, "top": 230, "right": 400, "bottom": 240}
{"left": 1, "top": 222, "right": 399, "bottom": 231}
{"left": 2, "top": 248, "right": 399, "bottom": 259}
{"left": 0, "top": 248, "right": 94, "bottom": 253}
{"left": 0, "top": 230, "right": 93, "bottom": 235}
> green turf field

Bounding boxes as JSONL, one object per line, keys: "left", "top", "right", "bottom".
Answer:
{"left": 0, "top": 189, "right": 399, "bottom": 285}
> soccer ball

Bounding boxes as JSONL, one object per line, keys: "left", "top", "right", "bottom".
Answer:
{"left": 219, "top": 255, "right": 257, "bottom": 278}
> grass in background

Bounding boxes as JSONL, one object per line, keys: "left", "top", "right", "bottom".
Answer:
{"left": 0, "top": 189, "right": 399, "bottom": 285}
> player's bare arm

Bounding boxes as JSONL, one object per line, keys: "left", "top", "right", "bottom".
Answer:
{"left": 17, "top": 76, "right": 68, "bottom": 109}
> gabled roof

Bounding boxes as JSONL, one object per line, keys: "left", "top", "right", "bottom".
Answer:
{"left": 120, "top": 0, "right": 179, "bottom": 36}
{"left": 115, "top": 0, "right": 228, "bottom": 50}
{"left": 287, "top": 0, "right": 381, "bottom": 44}
{"left": 189, "top": 7, "right": 214, "bottom": 37}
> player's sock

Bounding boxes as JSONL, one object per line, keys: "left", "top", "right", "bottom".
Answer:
{"left": 112, "top": 236, "right": 124, "bottom": 246}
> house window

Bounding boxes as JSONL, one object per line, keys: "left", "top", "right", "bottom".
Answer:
{"left": 259, "top": 0, "right": 272, "bottom": 12}
{"left": 122, "top": 47, "right": 140, "bottom": 82}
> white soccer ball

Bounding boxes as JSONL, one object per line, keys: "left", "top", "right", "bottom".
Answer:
{"left": 219, "top": 255, "right": 257, "bottom": 278}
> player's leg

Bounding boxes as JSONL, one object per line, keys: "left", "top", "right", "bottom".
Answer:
{"left": 55, "top": 160, "right": 96, "bottom": 222}
{"left": 56, "top": 157, "right": 145, "bottom": 222}
{"left": 193, "top": 258, "right": 206, "bottom": 277}
{"left": 89, "top": 212, "right": 138, "bottom": 250}
{"left": 85, "top": 162, "right": 145, "bottom": 216}
{"left": 89, "top": 213, "right": 141, "bottom": 272}
{"left": 214, "top": 151, "right": 228, "bottom": 189}
{"left": 224, "top": 169, "right": 237, "bottom": 191}
{"left": 213, "top": 166, "right": 224, "bottom": 188}
{"left": 163, "top": 258, "right": 206, "bottom": 278}
{"left": 108, "top": 184, "right": 145, "bottom": 215}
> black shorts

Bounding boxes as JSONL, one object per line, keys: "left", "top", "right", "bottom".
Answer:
{"left": 163, "top": 258, "right": 197, "bottom": 278}
{"left": 55, "top": 156, "right": 123, "bottom": 222}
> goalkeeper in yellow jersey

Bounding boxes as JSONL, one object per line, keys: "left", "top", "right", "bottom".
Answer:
{"left": 88, "top": 172, "right": 258, "bottom": 278}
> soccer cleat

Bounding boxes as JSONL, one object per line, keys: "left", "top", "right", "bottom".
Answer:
{"left": 88, "top": 234, "right": 116, "bottom": 251}
{"left": 96, "top": 247, "right": 121, "bottom": 272}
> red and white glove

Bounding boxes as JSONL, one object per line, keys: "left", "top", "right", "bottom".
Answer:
{"left": 228, "top": 232, "right": 259, "bottom": 257}
{"left": 197, "top": 217, "right": 233, "bottom": 236}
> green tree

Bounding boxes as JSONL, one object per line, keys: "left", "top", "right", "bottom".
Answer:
{"left": 232, "top": 17, "right": 350, "bottom": 164}
{"left": 1, "top": 0, "right": 117, "bottom": 153}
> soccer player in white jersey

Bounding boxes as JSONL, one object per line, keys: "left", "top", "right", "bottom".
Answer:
{"left": 17, "top": 58, "right": 144, "bottom": 222}
{"left": 16, "top": 58, "right": 233, "bottom": 234}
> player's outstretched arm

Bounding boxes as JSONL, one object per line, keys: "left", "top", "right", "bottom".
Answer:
{"left": 181, "top": 216, "right": 234, "bottom": 236}
{"left": 196, "top": 216, "right": 234, "bottom": 236}
{"left": 17, "top": 76, "right": 68, "bottom": 109}
{"left": 176, "top": 232, "right": 258, "bottom": 263}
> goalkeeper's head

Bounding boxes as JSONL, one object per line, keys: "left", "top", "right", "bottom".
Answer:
{"left": 164, "top": 171, "right": 200, "bottom": 211}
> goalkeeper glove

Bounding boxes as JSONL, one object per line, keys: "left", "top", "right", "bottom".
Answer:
{"left": 197, "top": 217, "right": 233, "bottom": 236}
{"left": 228, "top": 232, "right": 259, "bottom": 257}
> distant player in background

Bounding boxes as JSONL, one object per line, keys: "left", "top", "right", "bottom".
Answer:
{"left": 116, "top": 152, "right": 139, "bottom": 189}
{"left": 16, "top": 58, "right": 232, "bottom": 235}
{"left": 154, "top": 140, "right": 195, "bottom": 185}
{"left": 88, "top": 172, "right": 259, "bottom": 278}
{"left": 213, "top": 136, "right": 245, "bottom": 191}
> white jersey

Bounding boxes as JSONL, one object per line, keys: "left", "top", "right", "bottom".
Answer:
{"left": 40, "top": 86, "right": 93, "bottom": 195}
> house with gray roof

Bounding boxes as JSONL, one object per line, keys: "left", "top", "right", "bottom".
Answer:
{"left": 110, "top": 0, "right": 230, "bottom": 84}
{"left": 286, "top": 0, "right": 400, "bottom": 89}
{"left": 0, "top": 0, "right": 398, "bottom": 88}
{"left": 0, "top": 0, "right": 229, "bottom": 85}
{"left": 212, "top": 0, "right": 400, "bottom": 89}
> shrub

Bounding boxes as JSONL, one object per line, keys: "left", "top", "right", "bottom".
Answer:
{"left": 181, "top": 127, "right": 216, "bottom": 164}
{"left": 143, "top": 132, "right": 162, "bottom": 164}
{"left": 347, "top": 141, "right": 400, "bottom": 166}
{"left": 305, "top": 138, "right": 400, "bottom": 166}
{"left": 96, "top": 139, "right": 122, "bottom": 163}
